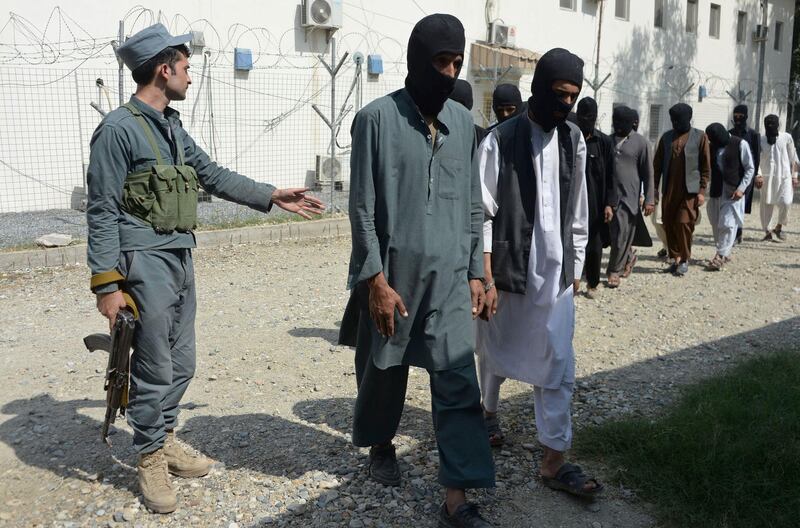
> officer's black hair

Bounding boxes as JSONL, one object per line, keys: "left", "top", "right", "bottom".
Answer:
{"left": 131, "top": 44, "right": 190, "bottom": 85}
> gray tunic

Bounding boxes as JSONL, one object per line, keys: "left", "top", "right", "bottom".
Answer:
{"left": 347, "top": 89, "right": 483, "bottom": 371}
{"left": 612, "top": 132, "right": 654, "bottom": 213}
{"left": 86, "top": 96, "right": 275, "bottom": 291}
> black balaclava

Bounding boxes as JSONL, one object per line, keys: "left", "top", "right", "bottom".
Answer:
{"left": 492, "top": 83, "right": 523, "bottom": 122}
{"left": 566, "top": 111, "right": 577, "bottom": 124}
{"left": 764, "top": 114, "right": 780, "bottom": 145}
{"left": 732, "top": 104, "right": 748, "bottom": 131}
{"left": 449, "top": 79, "right": 473, "bottom": 110}
{"left": 631, "top": 109, "right": 640, "bottom": 131}
{"left": 612, "top": 106, "right": 635, "bottom": 137}
{"left": 705, "top": 123, "right": 730, "bottom": 149}
{"left": 405, "top": 14, "right": 465, "bottom": 116}
{"left": 669, "top": 103, "right": 693, "bottom": 134}
{"left": 576, "top": 97, "right": 598, "bottom": 136}
{"left": 529, "top": 47, "right": 584, "bottom": 132}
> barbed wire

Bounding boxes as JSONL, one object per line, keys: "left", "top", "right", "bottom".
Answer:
{"left": 0, "top": 5, "right": 408, "bottom": 70}
{"left": 0, "top": 8, "right": 109, "bottom": 64}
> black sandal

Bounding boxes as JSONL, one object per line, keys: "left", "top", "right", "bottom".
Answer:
{"left": 541, "top": 463, "right": 603, "bottom": 498}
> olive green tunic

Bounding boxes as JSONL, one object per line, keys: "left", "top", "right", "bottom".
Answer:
{"left": 347, "top": 89, "right": 483, "bottom": 371}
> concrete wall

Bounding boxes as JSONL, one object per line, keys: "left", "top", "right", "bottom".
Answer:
{"left": 0, "top": 0, "right": 794, "bottom": 212}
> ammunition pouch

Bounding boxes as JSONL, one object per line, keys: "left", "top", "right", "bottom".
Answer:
{"left": 120, "top": 103, "right": 198, "bottom": 233}
{"left": 122, "top": 164, "right": 199, "bottom": 233}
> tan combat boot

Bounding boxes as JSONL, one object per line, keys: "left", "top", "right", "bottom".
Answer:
{"left": 163, "top": 430, "right": 212, "bottom": 478}
{"left": 138, "top": 449, "right": 177, "bottom": 514}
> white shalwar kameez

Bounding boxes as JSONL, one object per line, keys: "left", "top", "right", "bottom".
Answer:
{"left": 476, "top": 118, "right": 588, "bottom": 452}
{"left": 758, "top": 132, "right": 798, "bottom": 231}
{"left": 707, "top": 141, "right": 754, "bottom": 258}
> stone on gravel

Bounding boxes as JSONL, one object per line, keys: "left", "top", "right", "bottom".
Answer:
{"left": 35, "top": 233, "right": 73, "bottom": 247}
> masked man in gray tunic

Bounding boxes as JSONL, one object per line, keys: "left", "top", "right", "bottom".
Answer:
{"left": 342, "top": 14, "right": 494, "bottom": 528}
{"left": 87, "top": 24, "right": 324, "bottom": 513}
{"left": 606, "top": 106, "right": 654, "bottom": 287}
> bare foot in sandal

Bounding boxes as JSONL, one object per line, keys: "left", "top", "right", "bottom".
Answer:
{"left": 539, "top": 446, "right": 602, "bottom": 497}
{"left": 483, "top": 410, "right": 505, "bottom": 447}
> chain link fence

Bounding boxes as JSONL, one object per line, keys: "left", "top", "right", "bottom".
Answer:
{"left": 0, "top": 53, "right": 407, "bottom": 247}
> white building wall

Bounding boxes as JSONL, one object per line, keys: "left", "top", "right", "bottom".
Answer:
{"left": 0, "top": 0, "right": 794, "bottom": 211}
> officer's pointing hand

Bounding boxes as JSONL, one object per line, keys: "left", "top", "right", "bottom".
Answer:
{"left": 271, "top": 188, "right": 326, "bottom": 219}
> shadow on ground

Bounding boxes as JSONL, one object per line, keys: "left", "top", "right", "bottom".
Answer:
{"left": 1, "top": 317, "right": 797, "bottom": 526}
{"left": 287, "top": 327, "right": 341, "bottom": 345}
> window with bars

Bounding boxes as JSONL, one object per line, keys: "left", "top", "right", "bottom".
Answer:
{"left": 709, "top": 4, "right": 721, "bottom": 39}
{"left": 482, "top": 92, "right": 494, "bottom": 128}
{"left": 736, "top": 11, "right": 747, "bottom": 44}
{"left": 648, "top": 104, "right": 662, "bottom": 143}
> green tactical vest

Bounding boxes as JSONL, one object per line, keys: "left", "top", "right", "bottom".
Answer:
{"left": 120, "top": 103, "right": 199, "bottom": 234}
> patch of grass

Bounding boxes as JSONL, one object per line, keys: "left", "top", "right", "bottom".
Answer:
{"left": 0, "top": 239, "right": 85, "bottom": 253}
{"left": 196, "top": 215, "right": 275, "bottom": 231}
{"left": 0, "top": 242, "right": 40, "bottom": 252}
{"left": 196, "top": 211, "right": 346, "bottom": 231}
{"left": 575, "top": 351, "right": 800, "bottom": 528}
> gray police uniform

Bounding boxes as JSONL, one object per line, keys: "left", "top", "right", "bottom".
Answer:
{"left": 87, "top": 26, "right": 276, "bottom": 454}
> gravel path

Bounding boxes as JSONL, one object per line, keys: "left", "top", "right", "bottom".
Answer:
{"left": 0, "top": 188, "right": 345, "bottom": 249}
{"left": 0, "top": 202, "right": 798, "bottom": 528}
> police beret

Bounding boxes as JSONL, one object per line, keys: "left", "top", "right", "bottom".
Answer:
{"left": 116, "top": 23, "right": 192, "bottom": 71}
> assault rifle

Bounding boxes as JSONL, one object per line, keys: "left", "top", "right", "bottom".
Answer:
{"left": 83, "top": 307, "right": 136, "bottom": 445}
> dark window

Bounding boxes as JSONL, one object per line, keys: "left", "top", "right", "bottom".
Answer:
{"left": 615, "top": 0, "right": 630, "bottom": 21}
{"left": 774, "top": 21, "right": 783, "bottom": 51}
{"left": 648, "top": 104, "right": 662, "bottom": 143}
{"left": 686, "top": 0, "right": 698, "bottom": 33}
{"left": 736, "top": 11, "right": 747, "bottom": 44}
{"left": 709, "top": 4, "right": 721, "bottom": 39}
{"left": 654, "top": 0, "right": 665, "bottom": 28}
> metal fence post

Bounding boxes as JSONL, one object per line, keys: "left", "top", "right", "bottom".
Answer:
{"left": 118, "top": 21, "right": 125, "bottom": 107}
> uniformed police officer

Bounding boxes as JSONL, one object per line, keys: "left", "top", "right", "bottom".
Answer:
{"left": 87, "top": 24, "right": 325, "bottom": 513}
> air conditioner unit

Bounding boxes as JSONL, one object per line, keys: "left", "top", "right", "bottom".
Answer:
{"left": 315, "top": 154, "right": 343, "bottom": 190}
{"left": 752, "top": 25, "right": 769, "bottom": 42}
{"left": 489, "top": 22, "right": 516, "bottom": 48}
{"left": 301, "top": 0, "right": 343, "bottom": 30}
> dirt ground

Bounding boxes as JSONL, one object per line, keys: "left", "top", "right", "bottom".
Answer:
{"left": 0, "top": 203, "right": 798, "bottom": 528}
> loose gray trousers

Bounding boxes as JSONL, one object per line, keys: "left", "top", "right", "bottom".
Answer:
{"left": 607, "top": 206, "right": 637, "bottom": 275}
{"left": 352, "top": 317, "right": 495, "bottom": 489}
{"left": 120, "top": 248, "right": 196, "bottom": 454}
